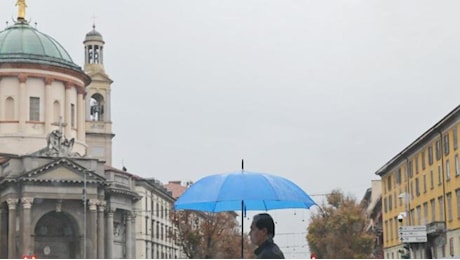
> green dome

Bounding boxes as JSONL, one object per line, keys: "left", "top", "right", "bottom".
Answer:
{"left": 0, "top": 21, "right": 81, "bottom": 70}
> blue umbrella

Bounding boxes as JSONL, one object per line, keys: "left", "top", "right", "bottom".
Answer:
{"left": 174, "top": 169, "right": 317, "bottom": 258}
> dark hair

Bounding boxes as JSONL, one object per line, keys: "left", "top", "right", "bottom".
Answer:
{"left": 253, "top": 213, "right": 275, "bottom": 238}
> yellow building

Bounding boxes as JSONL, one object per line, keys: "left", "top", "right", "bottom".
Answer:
{"left": 376, "top": 104, "right": 460, "bottom": 259}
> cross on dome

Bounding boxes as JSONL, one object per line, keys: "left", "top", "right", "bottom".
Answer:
{"left": 51, "top": 116, "right": 68, "bottom": 134}
{"left": 16, "top": 0, "right": 27, "bottom": 20}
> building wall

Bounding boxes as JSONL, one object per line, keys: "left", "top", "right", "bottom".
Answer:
{"left": 135, "top": 180, "right": 181, "bottom": 259}
{"left": 0, "top": 71, "right": 87, "bottom": 155}
{"left": 377, "top": 105, "right": 460, "bottom": 258}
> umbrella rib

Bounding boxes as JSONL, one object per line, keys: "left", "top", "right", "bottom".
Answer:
{"left": 214, "top": 174, "right": 230, "bottom": 212}
{"left": 261, "top": 174, "right": 280, "bottom": 208}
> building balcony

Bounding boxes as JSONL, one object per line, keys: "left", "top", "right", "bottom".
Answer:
{"left": 426, "top": 221, "right": 445, "bottom": 235}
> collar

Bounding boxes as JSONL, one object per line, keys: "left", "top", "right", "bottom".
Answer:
{"left": 254, "top": 237, "right": 274, "bottom": 255}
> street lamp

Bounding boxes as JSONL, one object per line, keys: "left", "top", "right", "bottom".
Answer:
{"left": 398, "top": 192, "right": 411, "bottom": 259}
{"left": 83, "top": 172, "right": 87, "bottom": 258}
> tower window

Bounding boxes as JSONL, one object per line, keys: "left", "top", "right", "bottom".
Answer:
{"left": 88, "top": 46, "right": 93, "bottom": 64}
{"left": 94, "top": 46, "right": 100, "bottom": 64}
{"left": 29, "top": 97, "right": 40, "bottom": 121}
{"left": 90, "top": 94, "right": 104, "bottom": 121}
{"left": 87, "top": 45, "right": 103, "bottom": 64}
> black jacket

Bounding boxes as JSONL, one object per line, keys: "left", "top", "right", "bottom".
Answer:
{"left": 254, "top": 238, "right": 285, "bottom": 259}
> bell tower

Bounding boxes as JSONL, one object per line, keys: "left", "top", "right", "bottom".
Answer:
{"left": 84, "top": 24, "right": 115, "bottom": 165}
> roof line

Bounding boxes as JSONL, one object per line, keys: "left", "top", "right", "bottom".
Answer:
{"left": 375, "top": 104, "right": 460, "bottom": 176}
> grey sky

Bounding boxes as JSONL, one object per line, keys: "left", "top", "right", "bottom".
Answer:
{"left": 2, "top": 0, "right": 460, "bottom": 257}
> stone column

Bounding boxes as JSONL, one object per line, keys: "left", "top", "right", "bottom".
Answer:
{"left": 106, "top": 210, "right": 114, "bottom": 259}
{"left": 85, "top": 90, "right": 91, "bottom": 121}
{"left": 131, "top": 213, "right": 136, "bottom": 258}
{"left": 64, "top": 83, "right": 72, "bottom": 138}
{"left": 44, "top": 78, "right": 53, "bottom": 133}
{"left": 106, "top": 88, "right": 111, "bottom": 121}
{"left": 17, "top": 74, "right": 27, "bottom": 132}
{"left": 21, "top": 197, "right": 34, "bottom": 257}
{"left": 7, "top": 198, "right": 18, "bottom": 259}
{"left": 77, "top": 92, "right": 85, "bottom": 141}
{"left": 88, "top": 199, "right": 98, "bottom": 259}
{"left": 97, "top": 201, "right": 105, "bottom": 259}
{"left": 126, "top": 212, "right": 132, "bottom": 259}
{"left": 100, "top": 46, "right": 104, "bottom": 64}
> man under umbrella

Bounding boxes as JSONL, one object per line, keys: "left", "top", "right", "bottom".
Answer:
{"left": 249, "top": 213, "right": 285, "bottom": 259}
{"left": 174, "top": 167, "right": 317, "bottom": 258}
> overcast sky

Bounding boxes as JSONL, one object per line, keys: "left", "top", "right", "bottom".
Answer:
{"left": 2, "top": 0, "right": 460, "bottom": 257}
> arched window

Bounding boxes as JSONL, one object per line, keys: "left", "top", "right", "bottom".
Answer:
{"left": 5, "top": 97, "right": 15, "bottom": 120}
{"left": 53, "top": 101, "right": 61, "bottom": 123}
{"left": 90, "top": 94, "right": 104, "bottom": 121}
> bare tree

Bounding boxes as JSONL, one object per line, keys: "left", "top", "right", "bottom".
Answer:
{"left": 171, "top": 210, "right": 255, "bottom": 258}
{"left": 307, "top": 189, "right": 374, "bottom": 259}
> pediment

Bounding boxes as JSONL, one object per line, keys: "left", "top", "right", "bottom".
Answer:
{"left": 86, "top": 71, "right": 112, "bottom": 83}
{"left": 34, "top": 167, "right": 80, "bottom": 181}
{"left": 19, "top": 158, "right": 105, "bottom": 184}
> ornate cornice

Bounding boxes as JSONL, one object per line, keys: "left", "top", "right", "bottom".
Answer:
{"left": 0, "top": 59, "right": 91, "bottom": 86}
{"left": 106, "top": 186, "right": 141, "bottom": 201}
{"left": 0, "top": 72, "right": 86, "bottom": 95}
{"left": 17, "top": 158, "right": 106, "bottom": 184}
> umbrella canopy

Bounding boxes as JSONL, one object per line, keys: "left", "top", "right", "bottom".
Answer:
{"left": 174, "top": 171, "right": 317, "bottom": 212}
{"left": 173, "top": 170, "right": 317, "bottom": 258}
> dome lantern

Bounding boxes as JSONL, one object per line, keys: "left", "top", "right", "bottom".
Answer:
{"left": 84, "top": 24, "right": 105, "bottom": 66}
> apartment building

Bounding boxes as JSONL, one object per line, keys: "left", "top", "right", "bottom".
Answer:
{"left": 376, "top": 105, "right": 460, "bottom": 258}
{"left": 134, "top": 178, "right": 181, "bottom": 259}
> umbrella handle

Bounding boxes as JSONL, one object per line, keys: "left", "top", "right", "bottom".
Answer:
{"left": 241, "top": 200, "right": 244, "bottom": 258}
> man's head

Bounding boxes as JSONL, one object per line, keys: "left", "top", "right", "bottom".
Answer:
{"left": 249, "top": 213, "right": 275, "bottom": 246}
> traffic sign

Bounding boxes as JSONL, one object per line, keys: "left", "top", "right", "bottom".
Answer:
{"left": 399, "top": 225, "right": 426, "bottom": 232}
{"left": 399, "top": 225, "right": 427, "bottom": 243}
{"left": 400, "top": 231, "right": 427, "bottom": 236}
{"left": 400, "top": 236, "right": 427, "bottom": 243}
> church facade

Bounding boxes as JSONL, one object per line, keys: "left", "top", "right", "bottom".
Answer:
{"left": 0, "top": 2, "right": 179, "bottom": 259}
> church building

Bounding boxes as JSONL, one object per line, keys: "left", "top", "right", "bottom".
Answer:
{"left": 0, "top": 2, "right": 144, "bottom": 258}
